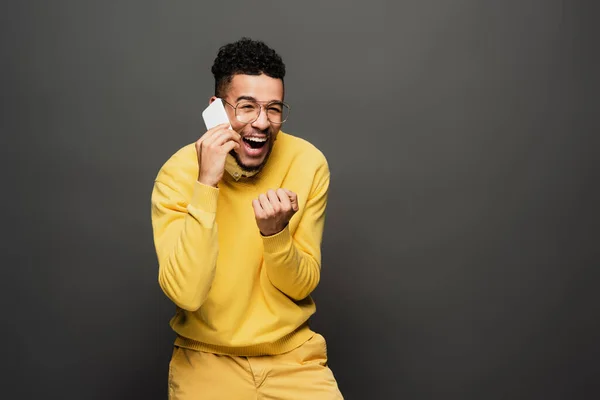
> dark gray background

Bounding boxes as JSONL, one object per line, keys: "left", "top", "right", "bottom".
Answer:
{"left": 2, "top": 0, "right": 598, "bottom": 399}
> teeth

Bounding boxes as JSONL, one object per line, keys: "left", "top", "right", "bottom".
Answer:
{"left": 245, "top": 137, "right": 267, "bottom": 143}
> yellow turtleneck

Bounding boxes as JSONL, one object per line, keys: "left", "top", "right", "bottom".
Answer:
{"left": 150, "top": 131, "right": 330, "bottom": 356}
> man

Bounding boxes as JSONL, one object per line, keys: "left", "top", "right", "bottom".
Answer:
{"left": 150, "top": 38, "right": 343, "bottom": 399}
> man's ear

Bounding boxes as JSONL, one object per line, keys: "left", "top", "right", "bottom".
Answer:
{"left": 208, "top": 96, "right": 218, "bottom": 105}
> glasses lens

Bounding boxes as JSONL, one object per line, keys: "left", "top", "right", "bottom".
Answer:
{"left": 266, "top": 102, "right": 289, "bottom": 124}
{"left": 234, "top": 101, "right": 259, "bottom": 124}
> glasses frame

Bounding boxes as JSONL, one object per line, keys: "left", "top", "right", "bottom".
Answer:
{"left": 221, "top": 99, "right": 290, "bottom": 125}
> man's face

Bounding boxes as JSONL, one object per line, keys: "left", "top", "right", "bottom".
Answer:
{"left": 210, "top": 74, "right": 284, "bottom": 172}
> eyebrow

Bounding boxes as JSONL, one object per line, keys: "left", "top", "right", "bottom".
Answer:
{"left": 235, "top": 95, "right": 282, "bottom": 103}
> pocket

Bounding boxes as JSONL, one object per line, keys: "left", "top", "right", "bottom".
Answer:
{"left": 297, "top": 333, "right": 328, "bottom": 366}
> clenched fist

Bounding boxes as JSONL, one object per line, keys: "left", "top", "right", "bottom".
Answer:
{"left": 252, "top": 189, "right": 299, "bottom": 236}
{"left": 195, "top": 123, "right": 241, "bottom": 187}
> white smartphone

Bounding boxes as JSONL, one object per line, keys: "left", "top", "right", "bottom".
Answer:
{"left": 201, "top": 98, "right": 239, "bottom": 179}
{"left": 202, "top": 98, "right": 232, "bottom": 130}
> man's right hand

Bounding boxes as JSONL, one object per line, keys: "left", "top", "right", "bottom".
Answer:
{"left": 195, "top": 123, "right": 241, "bottom": 187}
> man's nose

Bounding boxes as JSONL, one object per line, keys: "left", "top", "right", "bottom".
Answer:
{"left": 251, "top": 106, "right": 270, "bottom": 130}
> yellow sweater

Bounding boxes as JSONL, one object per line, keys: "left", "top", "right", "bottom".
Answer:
{"left": 150, "top": 131, "right": 330, "bottom": 356}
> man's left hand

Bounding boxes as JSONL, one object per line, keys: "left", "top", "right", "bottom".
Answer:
{"left": 253, "top": 189, "right": 299, "bottom": 236}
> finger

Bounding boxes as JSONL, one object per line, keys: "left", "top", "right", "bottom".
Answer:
{"left": 197, "top": 123, "right": 230, "bottom": 145}
{"left": 222, "top": 140, "right": 240, "bottom": 153}
{"left": 214, "top": 131, "right": 241, "bottom": 148}
{"left": 259, "top": 194, "right": 274, "bottom": 215}
{"left": 206, "top": 130, "right": 241, "bottom": 148}
{"left": 207, "top": 122, "right": 231, "bottom": 134}
{"left": 282, "top": 189, "right": 299, "bottom": 211}
{"left": 207, "top": 127, "right": 240, "bottom": 143}
{"left": 252, "top": 199, "right": 264, "bottom": 219}
{"left": 197, "top": 129, "right": 219, "bottom": 152}
{"left": 276, "top": 188, "right": 291, "bottom": 211}
{"left": 224, "top": 128, "right": 242, "bottom": 143}
{"left": 266, "top": 190, "right": 281, "bottom": 213}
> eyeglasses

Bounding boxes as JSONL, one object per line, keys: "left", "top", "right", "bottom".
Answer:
{"left": 222, "top": 99, "right": 290, "bottom": 125}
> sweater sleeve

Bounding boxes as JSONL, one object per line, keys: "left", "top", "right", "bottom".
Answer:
{"left": 261, "top": 160, "right": 330, "bottom": 300}
{"left": 151, "top": 180, "right": 220, "bottom": 311}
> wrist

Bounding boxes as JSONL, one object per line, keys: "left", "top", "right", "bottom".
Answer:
{"left": 198, "top": 174, "right": 218, "bottom": 188}
{"left": 260, "top": 223, "right": 289, "bottom": 237}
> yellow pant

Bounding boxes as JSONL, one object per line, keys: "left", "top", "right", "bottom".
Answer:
{"left": 168, "top": 333, "right": 344, "bottom": 399}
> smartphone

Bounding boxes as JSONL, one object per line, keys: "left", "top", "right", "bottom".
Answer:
{"left": 201, "top": 98, "right": 240, "bottom": 179}
{"left": 202, "top": 98, "right": 231, "bottom": 130}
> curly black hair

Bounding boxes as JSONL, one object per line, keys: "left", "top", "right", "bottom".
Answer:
{"left": 211, "top": 37, "right": 286, "bottom": 97}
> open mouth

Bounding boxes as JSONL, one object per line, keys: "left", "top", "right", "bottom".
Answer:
{"left": 243, "top": 136, "right": 268, "bottom": 149}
